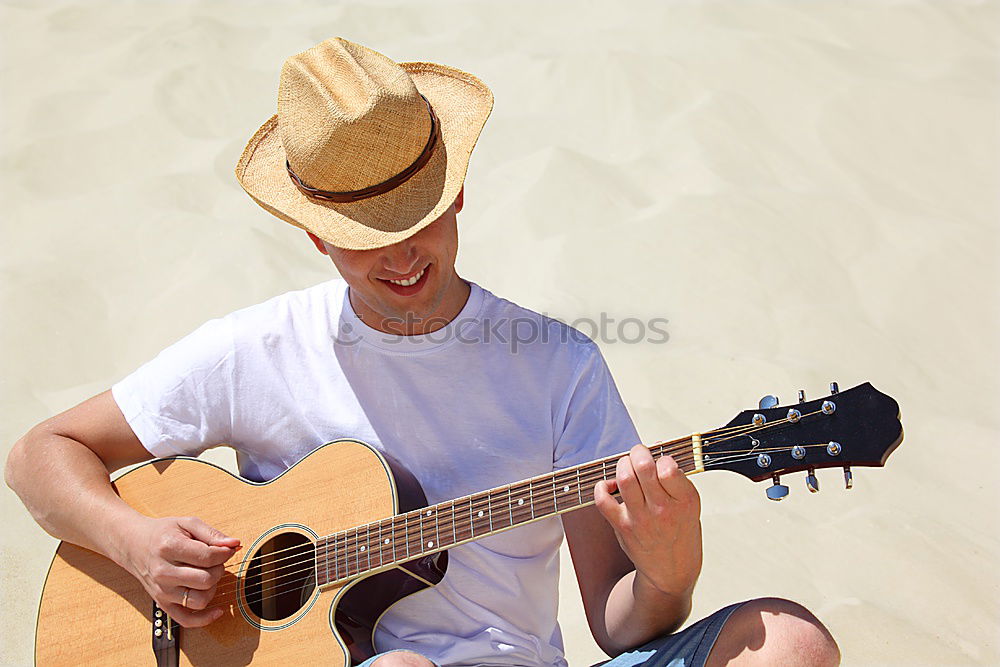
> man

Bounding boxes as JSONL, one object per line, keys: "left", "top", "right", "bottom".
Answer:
{"left": 6, "top": 37, "right": 839, "bottom": 666}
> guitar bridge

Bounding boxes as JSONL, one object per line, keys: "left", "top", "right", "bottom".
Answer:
{"left": 151, "top": 601, "right": 180, "bottom": 667}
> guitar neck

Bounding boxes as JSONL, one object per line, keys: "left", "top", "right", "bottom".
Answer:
{"left": 314, "top": 434, "right": 702, "bottom": 588}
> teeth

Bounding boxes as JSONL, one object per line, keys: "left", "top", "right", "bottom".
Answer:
{"left": 388, "top": 267, "right": 425, "bottom": 287}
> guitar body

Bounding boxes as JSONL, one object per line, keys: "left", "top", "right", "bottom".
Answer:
{"left": 35, "top": 440, "right": 446, "bottom": 666}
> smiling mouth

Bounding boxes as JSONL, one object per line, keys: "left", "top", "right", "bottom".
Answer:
{"left": 383, "top": 266, "right": 427, "bottom": 287}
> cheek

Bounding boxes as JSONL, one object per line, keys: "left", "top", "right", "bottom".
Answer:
{"left": 328, "top": 249, "right": 376, "bottom": 280}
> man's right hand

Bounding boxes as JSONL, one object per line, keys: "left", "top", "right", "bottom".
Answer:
{"left": 122, "top": 515, "right": 241, "bottom": 628}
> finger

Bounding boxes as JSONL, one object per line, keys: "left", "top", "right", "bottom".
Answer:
{"left": 172, "top": 583, "right": 216, "bottom": 611}
{"left": 629, "top": 445, "right": 669, "bottom": 507}
{"left": 178, "top": 516, "right": 241, "bottom": 549}
{"left": 168, "top": 534, "right": 237, "bottom": 569}
{"left": 163, "top": 564, "right": 223, "bottom": 591}
{"left": 161, "top": 600, "right": 224, "bottom": 628}
{"left": 593, "top": 480, "right": 625, "bottom": 525}
{"left": 615, "top": 454, "right": 645, "bottom": 509}
{"left": 657, "top": 455, "right": 699, "bottom": 503}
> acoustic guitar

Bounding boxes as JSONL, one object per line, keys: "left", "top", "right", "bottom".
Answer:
{"left": 34, "top": 382, "right": 902, "bottom": 665}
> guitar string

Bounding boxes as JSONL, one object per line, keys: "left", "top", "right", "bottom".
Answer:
{"left": 202, "top": 446, "right": 813, "bottom": 613}
{"left": 214, "top": 411, "right": 802, "bottom": 582}
{"left": 202, "top": 412, "right": 823, "bottom": 609}
{"left": 201, "top": 410, "right": 821, "bottom": 600}
{"left": 204, "top": 424, "right": 828, "bottom": 609}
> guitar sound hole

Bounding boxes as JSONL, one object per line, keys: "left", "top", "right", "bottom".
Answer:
{"left": 245, "top": 531, "right": 317, "bottom": 621}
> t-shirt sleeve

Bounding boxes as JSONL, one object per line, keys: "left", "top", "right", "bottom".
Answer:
{"left": 111, "top": 316, "right": 235, "bottom": 459}
{"left": 553, "top": 341, "right": 641, "bottom": 469}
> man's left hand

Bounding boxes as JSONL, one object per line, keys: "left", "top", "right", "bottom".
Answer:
{"left": 593, "top": 444, "right": 703, "bottom": 598}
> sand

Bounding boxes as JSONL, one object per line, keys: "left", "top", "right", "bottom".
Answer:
{"left": 2, "top": 1, "right": 997, "bottom": 665}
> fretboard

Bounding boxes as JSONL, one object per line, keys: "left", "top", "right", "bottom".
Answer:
{"left": 314, "top": 435, "right": 700, "bottom": 588}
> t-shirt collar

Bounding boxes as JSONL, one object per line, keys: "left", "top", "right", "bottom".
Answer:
{"left": 335, "top": 279, "right": 485, "bottom": 353}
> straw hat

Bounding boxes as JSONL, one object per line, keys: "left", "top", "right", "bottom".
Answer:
{"left": 235, "top": 37, "right": 493, "bottom": 250}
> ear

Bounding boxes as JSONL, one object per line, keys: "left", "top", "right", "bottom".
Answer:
{"left": 454, "top": 185, "right": 464, "bottom": 214}
{"left": 306, "top": 231, "right": 329, "bottom": 256}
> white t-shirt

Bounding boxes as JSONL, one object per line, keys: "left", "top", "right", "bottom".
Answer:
{"left": 112, "top": 278, "right": 640, "bottom": 667}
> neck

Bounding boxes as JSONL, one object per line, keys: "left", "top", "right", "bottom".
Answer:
{"left": 313, "top": 434, "right": 703, "bottom": 588}
{"left": 350, "top": 273, "right": 470, "bottom": 336}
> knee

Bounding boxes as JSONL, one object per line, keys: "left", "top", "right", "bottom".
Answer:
{"left": 371, "top": 651, "right": 435, "bottom": 667}
{"left": 710, "top": 597, "right": 840, "bottom": 666}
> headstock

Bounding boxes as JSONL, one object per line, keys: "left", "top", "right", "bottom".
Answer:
{"left": 700, "top": 382, "right": 902, "bottom": 500}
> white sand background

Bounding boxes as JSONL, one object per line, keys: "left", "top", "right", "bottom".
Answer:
{"left": 2, "top": 1, "right": 997, "bottom": 664}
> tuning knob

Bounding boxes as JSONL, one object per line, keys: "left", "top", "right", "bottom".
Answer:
{"left": 805, "top": 468, "right": 819, "bottom": 493}
{"left": 758, "top": 395, "right": 780, "bottom": 409}
{"left": 829, "top": 381, "right": 839, "bottom": 394}
{"left": 798, "top": 389, "right": 806, "bottom": 403}
{"left": 766, "top": 475, "right": 789, "bottom": 501}
{"left": 844, "top": 466, "right": 853, "bottom": 489}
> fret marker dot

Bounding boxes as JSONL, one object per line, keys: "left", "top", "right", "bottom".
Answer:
{"left": 563, "top": 485, "right": 570, "bottom": 493}
{"left": 477, "top": 510, "right": 484, "bottom": 517}
{"left": 427, "top": 541, "right": 434, "bottom": 548}
{"left": 426, "top": 510, "right": 433, "bottom": 516}
{"left": 384, "top": 538, "right": 390, "bottom": 544}
{"left": 360, "top": 546, "right": 366, "bottom": 552}
{"left": 518, "top": 499, "right": 524, "bottom": 506}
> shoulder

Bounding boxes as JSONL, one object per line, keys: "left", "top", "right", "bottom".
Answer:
{"left": 222, "top": 279, "right": 346, "bottom": 349}
{"left": 473, "top": 283, "right": 603, "bottom": 368}
{"left": 226, "top": 278, "right": 344, "bottom": 327}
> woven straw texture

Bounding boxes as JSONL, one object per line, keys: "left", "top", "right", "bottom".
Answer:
{"left": 235, "top": 38, "right": 494, "bottom": 250}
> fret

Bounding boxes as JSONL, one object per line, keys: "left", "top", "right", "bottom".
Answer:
{"left": 434, "top": 506, "right": 440, "bottom": 550}
{"left": 345, "top": 529, "right": 355, "bottom": 577}
{"left": 321, "top": 537, "right": 330, "bottom": 586}
{"left": 334, "top": 531, "right": 343, "bottom": 582}
{"left": 530, "top": 481, "right": 536, "bottom": 519}
{"left": 386, "top": 516, "right": 397, "bottom": 564}
{"left": 403, "top": 513, "right": 410, "bottom": 558}
{"left": 554, "top": 469, "right": 576, "bottom": 512}
{"left": 354, "top": 527, "right": 361, "bottom": 574}
{"left": 455, "top": 497, "right": 473, "bottom": 543}
{"left": 507, "top": 486, "right": 514, "bottom": 526}
{"left": 407, "top": 511, "right": 422, "bottom": 557}
{"left": 488, "top": 488, "right": 512, "bottom": 531}
{"left": 509, "top": 481, "right": 532, "bottom": 525}
{"left": 468, "top": 496, "right": 476, "bottom": 538}
{"left": 576, "top": 468, "right": 584, "bottom": 505}
{"left": 472, "top": 492, "right": 492, "bottom": 536}
{"left": 389, "top": 516, "right": 398, "bottom": 563}
{"left": 451, "top": 500, "right": 458, "bottom": 547}
{"left": 334, "top": 531, "right": 345, "bottom": 579}
{"left": 529, "top": 478, "right": 555, "bottom": 519}
{"left": 365, "top": 523, "right": 373, "bottom": 571}
{"left": 420, "top": 507, "right": 436, "bottom": 551}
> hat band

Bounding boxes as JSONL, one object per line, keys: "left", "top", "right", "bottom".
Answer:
{"left": 285, "top": 95, "right": 440, "bottom": 204}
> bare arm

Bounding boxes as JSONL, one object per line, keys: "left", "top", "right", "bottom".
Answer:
{"left": 5, "top": 390, "right": 239, "bottom": 627}
{"left": 562, "top": 447, "right": 702, "bottom": 656}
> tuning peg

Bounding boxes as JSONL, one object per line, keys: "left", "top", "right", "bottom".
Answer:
{"left": 798, "top": 390, "right": 806, "bottom": 403}
{"left": 805, "top": 468, "right": 819, "bottom": 493}
{"left": 829, "top": 382, "right": 839, "bottom": 394}
{"left": 758, "top": 395, "right": 780, "bottom": 409}
{"left": 766, "top": 475, "right": 789, "bottom": 501}
{"left": 843, "top": 466, "right": 853, "bottom": 489}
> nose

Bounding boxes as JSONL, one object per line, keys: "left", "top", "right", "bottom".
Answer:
{"left": 380, "top": 239, "right": 420, "bottom": 276}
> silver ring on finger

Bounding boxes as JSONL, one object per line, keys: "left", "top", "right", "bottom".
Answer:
{"left": 181, "top": 586, "right": 190, "bottom": 608}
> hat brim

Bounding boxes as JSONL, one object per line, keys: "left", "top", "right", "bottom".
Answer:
{"left": 235, "top": 62, "right": 494, "bottom": 250}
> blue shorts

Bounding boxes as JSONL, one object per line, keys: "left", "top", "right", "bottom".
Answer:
{"left": 357, "top": 601, "right": 746, "bottom": 667}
